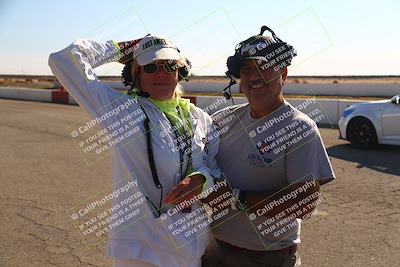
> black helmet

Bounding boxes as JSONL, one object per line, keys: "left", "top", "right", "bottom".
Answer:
{"left": 226, "top": 26, "right": 297, "bottom": 78}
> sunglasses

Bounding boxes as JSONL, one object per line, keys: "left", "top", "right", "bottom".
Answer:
{"left": 142, "top": 62, "right": 178, "bottom": 74}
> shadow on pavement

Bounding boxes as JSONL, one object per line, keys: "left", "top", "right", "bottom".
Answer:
{"left": 327, "top": 144, "right": 400, "bottom": 176}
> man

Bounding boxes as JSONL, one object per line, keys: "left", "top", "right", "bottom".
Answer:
{"left": 202, "top": 26, "right": 335, "bottom": 267}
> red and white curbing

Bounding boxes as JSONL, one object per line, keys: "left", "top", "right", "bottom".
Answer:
{"left": 0, "top": 87, "right": 368, "bottom": 126}
{"left": 0, "top": 87, "right": 74, "bottom": 105}
{"left": 0, "top": 87, "right": 197, "bottom": 106}
{"left": 0, "top": 87, "right": 53, "bottom": 103}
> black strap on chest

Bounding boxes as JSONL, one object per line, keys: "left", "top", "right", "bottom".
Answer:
{"left": 134, "top": 93, "right": 194, "bottom": 216}
{"left": 144, "top": 116, "right": 162, "bottom": 189}
{"left": 137, "top": 98, "right": 164, "bottom": 217}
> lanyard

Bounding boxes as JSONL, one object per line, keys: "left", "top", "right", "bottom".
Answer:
{"left": 137, "top": 98, "right": 193, "bottom": 217}
{"left": 172, "top": 104, "right": 193, "bottom": 179}
{"left": 141, "top": 106, "right": 164, "bottom": 217}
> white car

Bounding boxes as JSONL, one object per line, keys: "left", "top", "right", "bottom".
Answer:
{"left": 338, "top": 95, "right": 400, "bottom": 147}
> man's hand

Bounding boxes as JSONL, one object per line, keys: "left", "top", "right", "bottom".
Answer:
{"left": 164, "top": 174, "right": 206, "bottom": 207}
{"left": 117, "top": 39, "right": 142, "bottom": 65}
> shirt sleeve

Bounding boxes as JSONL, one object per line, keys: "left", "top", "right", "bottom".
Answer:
{"left": 286, "top": 121, "right": 335, "bottom": 185}
{"left": 195, "top": 122, "right": 223, "bottom": 196}
{"left": 186, "top": 170, "right": 212, "bottom": 194}
{"left": 190, "top": 118, "right": 223, "bottom": 198}
{"left": 205, "top": 123, "right": 222, "bottom": 179}
{"left": 48, "top": 39, "right": 124, "bottom": 117}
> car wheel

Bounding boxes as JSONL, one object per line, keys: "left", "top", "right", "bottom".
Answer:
{"left": 347, "top": 117, "right": 378, "bottom": 148}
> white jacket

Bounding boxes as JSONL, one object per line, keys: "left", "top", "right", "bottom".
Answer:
{"left": 49, "top": 39, "right": 220, "bottom": 267}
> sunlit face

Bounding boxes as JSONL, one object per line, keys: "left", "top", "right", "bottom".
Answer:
{"left": 239, "top": 60, "right": 287, "bottom": 108}
{"left": 136, "top": 60, "right": 179, "bottom": 100}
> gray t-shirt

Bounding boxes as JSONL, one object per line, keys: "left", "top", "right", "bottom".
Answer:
{"left": 210, "top": 100, "right": 335, "bottom": 251}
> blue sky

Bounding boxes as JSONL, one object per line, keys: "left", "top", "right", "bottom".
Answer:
{"left": 0, "top": 0, "right": 399, "bottom": 76}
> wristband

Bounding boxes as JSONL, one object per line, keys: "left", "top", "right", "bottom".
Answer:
{"left": 237, "top": 190, "right": 249, "bottom": 211}
{"left": 231, "top": 188, "right": 249, "bottom": 211}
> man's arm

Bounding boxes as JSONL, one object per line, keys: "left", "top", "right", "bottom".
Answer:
{"left": 245, "top": 180, "right": 321, "bottom": 219}
{"left": 200, "top": 178, "right": 322, "bottom": 221}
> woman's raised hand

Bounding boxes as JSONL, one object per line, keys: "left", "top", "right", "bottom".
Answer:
{"left": 117, "top": 38, "right": 142, "bottom": 65}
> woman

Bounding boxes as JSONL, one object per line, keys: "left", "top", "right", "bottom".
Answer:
{"left": 49, "top": 35, "right": 220, "bottom": 267}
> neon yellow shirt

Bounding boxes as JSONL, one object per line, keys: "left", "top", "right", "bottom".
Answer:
{"left": 149, "top": 97, "right": 192, "bottom": 137}
{"left": 127, "top": 91, "right": 206, "bottom": 188}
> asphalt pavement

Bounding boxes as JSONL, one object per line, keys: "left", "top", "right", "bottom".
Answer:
{"left": 1, "top": 99, "right": 399, "bottom": 267}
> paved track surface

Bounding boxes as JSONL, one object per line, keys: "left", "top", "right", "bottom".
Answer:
{"left": 1, "top": 99, "right": 399, "bottom": 267}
